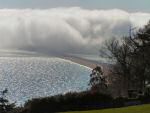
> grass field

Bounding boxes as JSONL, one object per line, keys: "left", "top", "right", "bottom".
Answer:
{"left": 61, "top": 104, "right": 150, "bottom": 113}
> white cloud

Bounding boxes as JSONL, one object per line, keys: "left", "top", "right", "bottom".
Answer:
{"left": 0, "top": 7, "right": 149, "bottom": 55}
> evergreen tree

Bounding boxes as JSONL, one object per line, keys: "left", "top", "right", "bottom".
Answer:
{"left": 89, "top": 66, "right": 108, "bottom": 93}
{"left": 0, "top": 89, "right": 15, "bottom": 113}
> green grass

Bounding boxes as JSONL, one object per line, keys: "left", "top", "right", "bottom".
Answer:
{"left": 61, "top": 104, "right": 150, "bottom": 113}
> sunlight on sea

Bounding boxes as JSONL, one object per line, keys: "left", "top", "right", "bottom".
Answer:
{"left": 0, "top": 57, "right": 91, "bottom": 105}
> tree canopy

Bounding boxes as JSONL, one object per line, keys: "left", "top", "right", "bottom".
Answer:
{"left": 100, "top": 21, "right": 150, "bottom": 95}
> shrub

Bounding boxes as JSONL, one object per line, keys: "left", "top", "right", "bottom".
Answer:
{"left": 23, "top": 91, "right": 113, "bottom": 113}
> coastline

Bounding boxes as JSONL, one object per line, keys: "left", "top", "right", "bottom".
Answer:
{"left": 62, "top": 56, "right": 112, "bottom": 77}
{"left": 62, "top": 56, "right": 98, "bottom": 69}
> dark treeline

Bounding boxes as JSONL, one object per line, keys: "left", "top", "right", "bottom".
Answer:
{"left": 2, "top": 91, "right": 150, "bottom": 113}
{"left": 23, "top": 91, "right": 113, "bottom": 113}
{"left": 22, "top": 92, "right": 150, "bottom": 113}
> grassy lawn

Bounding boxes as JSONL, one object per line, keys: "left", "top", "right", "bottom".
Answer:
{"left": 61, "top": 104, "right": 150, "bottom": 113}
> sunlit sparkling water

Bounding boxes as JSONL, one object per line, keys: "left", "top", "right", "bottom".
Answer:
{"left": 0, "top": 57, "right": 91, "bottom": 105}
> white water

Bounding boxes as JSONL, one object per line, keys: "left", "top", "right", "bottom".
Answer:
{"left": 0, "top": 57, "right": 91, "bottom": 105}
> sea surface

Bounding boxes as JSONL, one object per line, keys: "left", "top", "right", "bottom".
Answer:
{"left": 0, "top": 57, "right": 91, "bottom": 105}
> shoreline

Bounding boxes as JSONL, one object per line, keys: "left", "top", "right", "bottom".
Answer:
{"left": 62, "top": 56, "right": 112, "bottom": 77}
{"left": 62, "top": 56, "right": 98, "bottom": 69}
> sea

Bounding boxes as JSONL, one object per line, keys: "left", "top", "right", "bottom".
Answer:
{"left": 0, "top": 57, "right": 91, "bottom": 105}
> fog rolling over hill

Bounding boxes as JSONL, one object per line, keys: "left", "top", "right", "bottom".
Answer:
{"left": 0, "top": 8, "right": 150, "bottom": 56}
{"left": 0, "top": 57, "right": 91, "bottom": 105}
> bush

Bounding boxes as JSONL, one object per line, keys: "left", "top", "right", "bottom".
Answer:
{"left": 23, "top": 91, "right": 113, "bottom": 113}
{"left": 139, "top": 95, "right": 150, "bottom": 104}
{"left": 113, "top": 97, "right": 126, "bottom": 107}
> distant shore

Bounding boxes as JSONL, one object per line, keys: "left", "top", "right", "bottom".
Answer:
{"left": 62, "top": 55, "right": 112, "bottom": 77}
{"left": 62, "top": 56, "right": 98, "bottom": 69}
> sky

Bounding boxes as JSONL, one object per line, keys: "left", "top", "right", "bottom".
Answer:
{"left": 0, "top": 0, "right": 149, "bottom": 56}
{"left": 0, "top": 0, "right": 149, "bottom": 12}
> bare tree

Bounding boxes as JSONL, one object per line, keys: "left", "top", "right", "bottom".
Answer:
{"left": 100, "top": 21, "right": 150, "bottom": 96}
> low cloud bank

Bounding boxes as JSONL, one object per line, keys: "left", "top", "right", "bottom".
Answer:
{"left": 0, "top": 7, "right": 150, "bottom": 55}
